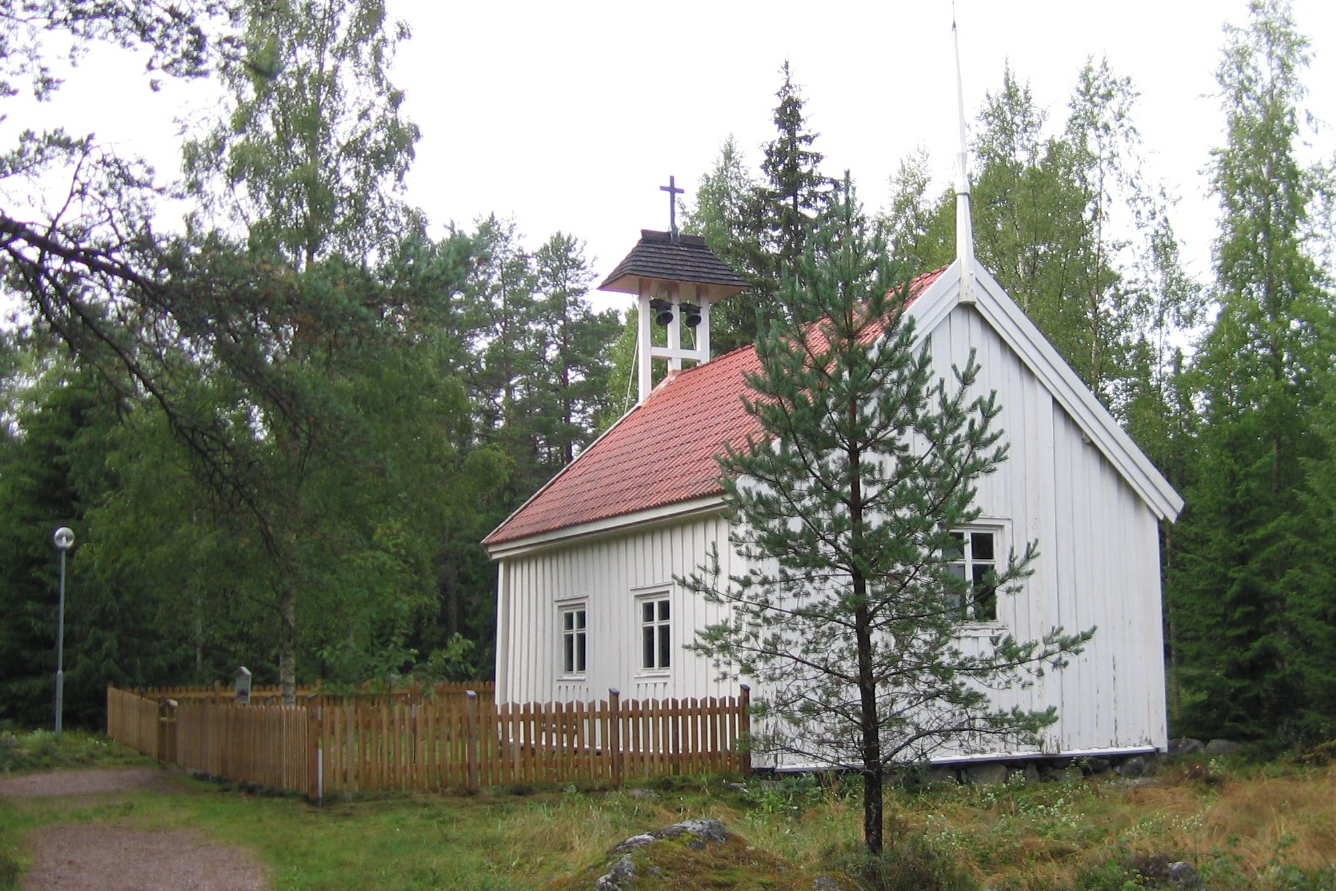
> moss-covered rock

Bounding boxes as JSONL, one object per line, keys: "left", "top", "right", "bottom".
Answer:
{"left": 544, "top": 818, "right": 846, "bottom": 891}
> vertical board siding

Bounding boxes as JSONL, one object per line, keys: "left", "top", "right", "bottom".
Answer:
{"left": 500, "top": 513, "right": 738, "bottom": 707}
{"left": 914, "top": 304, "right": 1169, "bottom": 759}
{"left": 498, "top": 298, "right": 1169, "bottom": 764}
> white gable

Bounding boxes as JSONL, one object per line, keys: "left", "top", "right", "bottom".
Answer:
{"left": 910, "top": 261, "right": 1183, "bottom": 523}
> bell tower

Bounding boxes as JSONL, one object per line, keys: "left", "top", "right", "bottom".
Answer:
{"left": 598, "top": 177, "right": 749, "bottom": 403}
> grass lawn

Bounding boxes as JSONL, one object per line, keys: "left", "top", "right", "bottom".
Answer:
{"left": 2, "top": 731, "right": 1334, "bottom": 891}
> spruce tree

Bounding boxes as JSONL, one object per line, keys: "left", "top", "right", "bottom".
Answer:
{"left": 683, "top": 136, "right": 760, "bottom": 355}
{"left": 685, "top": 182, "right": 1089, "bottom": 855}
{"left": 1171, "top": 0, "right": 1334, "bottom": 742}
{"left": 690, "top": 63, "right": 835, "bottom": 350}
{"left": 751, "top": 61, "right": 834, "bottom": 295}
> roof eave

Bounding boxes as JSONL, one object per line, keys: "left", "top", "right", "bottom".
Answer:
{"left": 485, "top": 494, "right": 727, "bottom": 560}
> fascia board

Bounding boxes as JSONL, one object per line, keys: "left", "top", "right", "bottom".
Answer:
{"left": 905, "top": 262, "right": 963, "bottom": 338}
{"left": 484, "top": 495, "right": 726, "bottom": 561}
{"left": 481, "top": 400, "right": 640, "bottom": 549}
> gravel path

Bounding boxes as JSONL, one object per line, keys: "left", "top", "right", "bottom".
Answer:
{"left": 0, "top": 768, "right": 271, "bottom": 891}
{"left": 0, "top": 767, "right": 178, "bottom": 798}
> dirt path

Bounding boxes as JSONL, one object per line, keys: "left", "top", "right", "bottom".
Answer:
{"left": 0, "top": 768, "right": 270, "bottom": 891}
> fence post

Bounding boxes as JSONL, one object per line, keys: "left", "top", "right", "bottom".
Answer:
{"left": 157, "top": 699, "right": 178, "bottom": 766}
{"left": 739, "top": 684, "right": 752, "bottom": 778}
{"left": 466, "top": 690, "right": 479, "bottom": 795}
{"left": 608, "top": 688, "right": 622, "bottom": 790}
{"left": 308, "top": 705, "right": 323, "bottom": 803}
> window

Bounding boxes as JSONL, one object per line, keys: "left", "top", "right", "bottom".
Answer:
{"left": 640, "top": 596, "right": 671, "bottom": 671}
{"left": 560, "top": 604, "right": 587, "bottom": 675}
{"left": 946, "top": 530, "right": 998, "bottom": 622}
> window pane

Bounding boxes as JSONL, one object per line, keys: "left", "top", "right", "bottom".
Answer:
{"left": 972, "top": 532, "right": 995, "bottom": 561}
{"left": 576, "top": 634, "right": 586, "bottom": 672}
{"left": 658, "top": 600, "right": 670, "bottom": 622}
{"left": 564, "top": 636, "right": 574, "bottom": 673}
{"left": 658, "top": 625, "right": 671, "bottom": 668}
{"left": 643, "top": 626, "right": 655, "bottom": 669}
{"left": 563, "top": 611, "right": 574, "bottom": 632}
{"left": 944, "top": 532, "right": 964, "bottom": 561}
{"left": 574, "top": 609, "right": 586, "bottom": 630}
{"left": 974, "top": 586, "right": 998, "bottom": 622}
{"left": 643, "top": 602, "right": 654, "bottom": 624}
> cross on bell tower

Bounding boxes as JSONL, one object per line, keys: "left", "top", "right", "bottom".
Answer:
{"left": 660, "top": 175, "right": 684, "bottom": 242}
{"left": 598, "top": 180, "right": 749, "bottom": 403}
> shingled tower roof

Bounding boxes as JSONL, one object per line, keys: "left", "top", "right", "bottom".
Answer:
{"left": 599, "top": 230, "right": 750, "bottom": 300}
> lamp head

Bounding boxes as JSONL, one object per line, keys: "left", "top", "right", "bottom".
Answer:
{"left": 53, "top": 527, "right": 75, "bottom": 551}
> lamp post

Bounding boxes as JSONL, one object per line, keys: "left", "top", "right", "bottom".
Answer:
{"left": 53, "top": 526, "right": 74, "bottom": 738}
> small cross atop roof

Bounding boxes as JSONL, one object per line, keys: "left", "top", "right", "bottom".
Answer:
{"left": 660, "top": 175, "right": 684, "bottom": 242}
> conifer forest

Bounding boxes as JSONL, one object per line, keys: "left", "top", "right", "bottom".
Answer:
{"left": 1, "top": 0, "right": 1332, "bottom": 748}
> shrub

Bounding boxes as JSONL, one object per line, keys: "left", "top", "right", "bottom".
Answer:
{"left": 824, "top": 820, "right": 978, "bottom": 891}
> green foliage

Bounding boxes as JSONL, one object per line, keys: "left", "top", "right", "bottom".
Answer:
{"left": 0, "top": 366, "right": 193, "bottom": 727}
{"left": 412, "top": 634, "right": 479, "bottom": 684}
{"left": 183, "top": 0, "right": 421, "bottom": 269}
{"left": 1169, "top": 0, "right": 1336, "bottom": 744}
{"left": 883, "top": 60, "right": 1203, "bottom": 465}
{"left": 825, "top": 828, "right": 980, "bottom": 891}
{"left": 0, "top": 730, "right": 142, "bottom": 775}
{"left": 685, "top": 63, "right": 836, "bottom": 353}
{"left": 460, "top": 218, "right": 619, "bottom": 503}
{"left": 739, "top": 774, "right": 829, "bottom": 819}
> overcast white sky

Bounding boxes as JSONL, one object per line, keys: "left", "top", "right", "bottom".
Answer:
{"left": 10, "top": 0, "right": 1335, "bottom": 312}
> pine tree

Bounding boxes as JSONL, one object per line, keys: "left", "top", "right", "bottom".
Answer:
{"left": 750, "top": 61, "right": 834, "bottom": 296}
{"left": 685, "top": 182, "right": 1088, "bottom": 855}
{"left": 531, "top": 232, "right": 620, "bottom": 468}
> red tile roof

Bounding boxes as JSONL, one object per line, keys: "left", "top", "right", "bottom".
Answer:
{"left": 483, "top": 267, "right": 947, "bottom": 549}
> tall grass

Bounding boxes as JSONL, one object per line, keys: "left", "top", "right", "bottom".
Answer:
{"left": 1, "top": 735, "right": 1333, "bottom": 891}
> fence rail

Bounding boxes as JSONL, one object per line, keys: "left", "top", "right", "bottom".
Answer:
{"left": 119, "top": 681, "right": 494, "bottom": 708}
{"left": 107, "top": 685, "right": 749, "bottom": 799}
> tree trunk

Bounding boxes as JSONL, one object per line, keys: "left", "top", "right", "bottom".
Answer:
{"left": 855, "top": 594, "right": 883, "bottom": 855}
{"left": 280, "top": 588, "right": 297, "bottom": 707}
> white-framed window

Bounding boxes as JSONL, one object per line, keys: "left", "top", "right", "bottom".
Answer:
{"left": 559, "top": 603, "right": 587, "bottom": 676}
{"left": 945, "top": 529, "right": 999, "bottom": 623}
{"left": 639, "top": 595, "right": 671, "bottom": 672}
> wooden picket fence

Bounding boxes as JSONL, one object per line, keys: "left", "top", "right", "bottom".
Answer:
{"left": 107, "top": 686, "right": 176, "bottom": 762}
{"left": 107, "top": 685, "right": 749, "bottom": 800}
